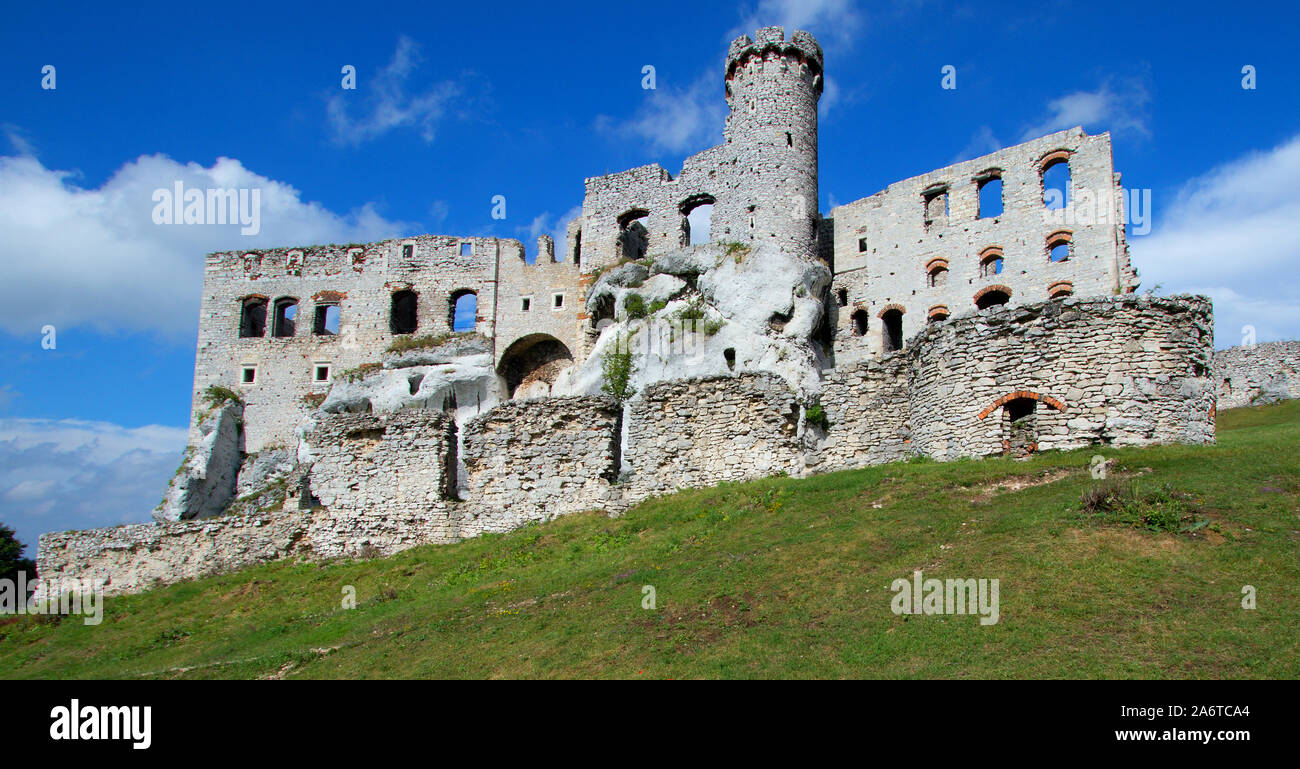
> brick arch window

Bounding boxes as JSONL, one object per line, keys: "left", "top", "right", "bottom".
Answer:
{"left": 1041, "top": 149, "right": 1072, "bottom": 209}
{"left": 679, "top": 194, "right": 716, "bottom": 247}
{"left": 978, "top": 246, "right": 1004, "bottom": 278}
{"left": 975, "top": 168, "right": 1003, "bottom": 219}
{"left": 878, "top": 304, "right": 905, "bottom": 353}
{"left": 271, "top": 297, "right": 299, "bottom": 338}
{"left": 239, "top": 295, "right": 268, "bottom": 338}
{"left": 974, "top": 284, "right": 1012, "bottom": 310}
{"left": 1048, "top": 281, "right": 1074, "bottom": 299}
{"left": 617, "top": 208, "right": 651, "bottom": 261}
{"left": 1047, "top": 230, "right": 1073, "bottom": 262}
{"left": 925, "top": 257, "right": 949, "bottom": 288}
{"left": 927, "top": 304, "right": 950, "bottom": 323}
{"left": 977, "top": 391, "right": 1067, "bottom": 420}
{"left": 449, "top": 289, "right": 477, "bottom": 333}
{"left": 390, "top": 289, "right": 418, "bottom": 335}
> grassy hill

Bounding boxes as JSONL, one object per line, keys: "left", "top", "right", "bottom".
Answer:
{"left": 3, "top": 402, "right": 1298, "bottom": 679}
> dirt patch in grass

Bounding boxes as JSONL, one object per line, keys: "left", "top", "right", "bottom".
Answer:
{"left": 968, "top": 469, "right": 1072, "bottom": 503}
{"left": 634, "top": 592, "right": 761, "bottom": 653}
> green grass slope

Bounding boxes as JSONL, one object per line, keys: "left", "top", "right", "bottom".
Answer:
{"left": 3, "top": 402, "right": 1299, "bottom": 679}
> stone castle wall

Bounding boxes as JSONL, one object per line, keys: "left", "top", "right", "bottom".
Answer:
{"left": 905, "top": 294, "right": 1215, "bottom": 458}
{"left": 461, "top": 396, "right": 623, "bottom": 534}
{"left": 38, "top": 294, "right": 1221, "bottom": 596}
{"left": 827, "top": 127, "right": 1137, "bottom": 364}
{"left": 623, "top": 374, "right": 804, "bottom": 498}
{"left": 1213, "top": 340, "right": 1300, "bottom": 409}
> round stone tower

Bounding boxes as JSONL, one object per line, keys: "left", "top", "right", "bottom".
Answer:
{"left": 715, "top": 26, "right": 823, "bottom": 259}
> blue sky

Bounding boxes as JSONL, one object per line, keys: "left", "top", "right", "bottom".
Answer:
{"left": 2, "top": 0, "right": 1298, "bottom": 554}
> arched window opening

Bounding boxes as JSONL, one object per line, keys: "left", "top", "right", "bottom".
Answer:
{"left": 1047, "top": 231, "right": 1073, "bottom": 263}
{"left": 928, "top": 305, "right": 950, "bottom": 324}
{"left": 975, "top": 286, "right": 1011, "bottom": 310}
{"left": 680, "top": 195, "right": 716, "bottom": 247}
{"left": 836, "top": 288, "right": 849, "bottom": 306}
{"left": 881, "top": 308, "right": 904, "bottom": 353}
{"left": 1042, "top": 152, "right": 1071, "bottom": 209}
{"left": 272, "top": 298, "right": 298, "bottom": 338}
{"left": 498, "top": 334, "right": 575, "bottom": 399}
{"left": 850, "top": 309, "right": 869, "bottom": 336}
{"left": 1049, "top": 281, "right": 1074, "bottom": 299}
{"left": 1003, "top": 397, "right": 1038, "bottom": 457}
{"left": 928, "top": 264, "right": 949, "bottom": 288}
{"left": 450, "top": 290, "right": 477, "bottom": 333}
{"left": 977, "top": 172, "right": 1004, "bottom": 218}
{"left": 979, "top": 254, "right": 1004, "bottom": 278}
{"left": 390, "top": 290, "right": 418, "bottom": 335}
{"left": 617, "top": 209, "right": 650, "bottom": 261}
{"left": 239, "top": 297, "right": 267, "bottom": 338}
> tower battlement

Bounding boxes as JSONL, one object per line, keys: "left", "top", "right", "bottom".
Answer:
{"left": 724, "top": 27, "right": 824, "bottom": 91}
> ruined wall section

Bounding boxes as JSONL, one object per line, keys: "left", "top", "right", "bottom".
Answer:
{"left": 461, "top": 396, "right": 622, "bottom": 534}
{"left": 304, "top": 410, "right": 458, "bottom": 520}
{"left": 493, "top": 236, "right": 584, "bottom": 393}
{"left": 623, "top": 374, "right": 802, "bottom": 498}
{"left": 814, "top": 356, "right": 911, "bottom": 470}
{"left": 36, "top": 502, "right": 463, "bottom": 597}
{"left": 1213, "top": 340, "right": 1300, "bottom": 409}
{"left": 828, "top": 128, "right": 1135, "bottom": 364}
{"left": 905, "top": 294, "right": 1215, "bottom": 459}
{"left": 193, "top": 235, "right": 503, "bottom": 452}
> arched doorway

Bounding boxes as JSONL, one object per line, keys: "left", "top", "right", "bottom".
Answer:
{"left": 498, "top": 334, "right": 575, "bottom": 399}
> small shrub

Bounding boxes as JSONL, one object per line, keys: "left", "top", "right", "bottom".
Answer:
{"left": 301, "top": 392, "right": 327, "bottom": 408}
{"left": 805, "top": 404, "right": 830, "bottom": 430}
{"left": 1079, "top": 479, "right": 1205, "bottom": 533}
{"left": 202, "top": 385, "right": 243, "bottom": 409}
{"left": 600, "top": 332, "right": 637, "bottom": 403}
{"left": 339, "top": 362, "right": 383, "bottom": 382}
{"left": 648, "top": 299, "right": 668, "bottom": 315}
{"left": 624, "top": 293, "right": 648, "bottom": 320}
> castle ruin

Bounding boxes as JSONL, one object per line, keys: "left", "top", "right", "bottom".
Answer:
{"left": 41, "top": 26, "right": 1284, "bottom": 596}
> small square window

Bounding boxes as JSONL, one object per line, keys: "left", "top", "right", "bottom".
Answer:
{"left": 521, "top": 297, "right": 532, "bottom": 312}
{"left": 401, "top": 244, "right": 413, "bottom": 259}
{"left": 552, "top": 293, "right": 564, "bottom": 310}
{"left": 313, "top": 363, "right": 332, "bottom": 383}
{"left": 858, "top": 237, "right": 868, "bottom": 253}
{"left": 240, "top": 366, "right": 258, "bottom": 385}
{"left": 460, "top": 242, "right": 473, "bottom": 256}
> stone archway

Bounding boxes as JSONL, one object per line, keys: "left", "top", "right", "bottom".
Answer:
{"left": 497, "top": 334, "right": 575, "bottom": 399}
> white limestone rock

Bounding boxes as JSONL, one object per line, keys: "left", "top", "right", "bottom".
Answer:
{"left": 153, "top": 402, "right": 243, "bottom": 522}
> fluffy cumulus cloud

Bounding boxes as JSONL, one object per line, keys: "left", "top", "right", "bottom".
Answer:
{"left": 595, "top": 74, "right": 727, "bottom": 157}
{"left": 1131, "top": 134, "right": 1300, "bottom": 346}
{"left": 0, "top": 148, "right": 415, "bottom": 339}
{"left": 326, "top": 35, "right": 465, "bottom": 146}
{"left": 0, "top": 419, "right": 188, "bottom": 557}
{"left": 1020, "top": 75, "right": 1151, "bottom": 142}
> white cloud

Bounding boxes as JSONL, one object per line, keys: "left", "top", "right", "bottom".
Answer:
{"left": 1020, "top": 76, "right": 1151, "bottom": 142}
{"left": 732, "top": 0, "right": 865, "bottom": 49}
{"left": 0, "top": 418, "right": 188, "bottom": 555}
{"left": 0, "top": 150, "right": 416, "bottom": 339}
{"left": 1131, "top": 134, "right": 1300, "bottom": 346}
{"left": 327, "top": 36, "right": 463, "bottom": 146}
{"left": 595, "top": 75, "right": 726, "bottom": 156}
